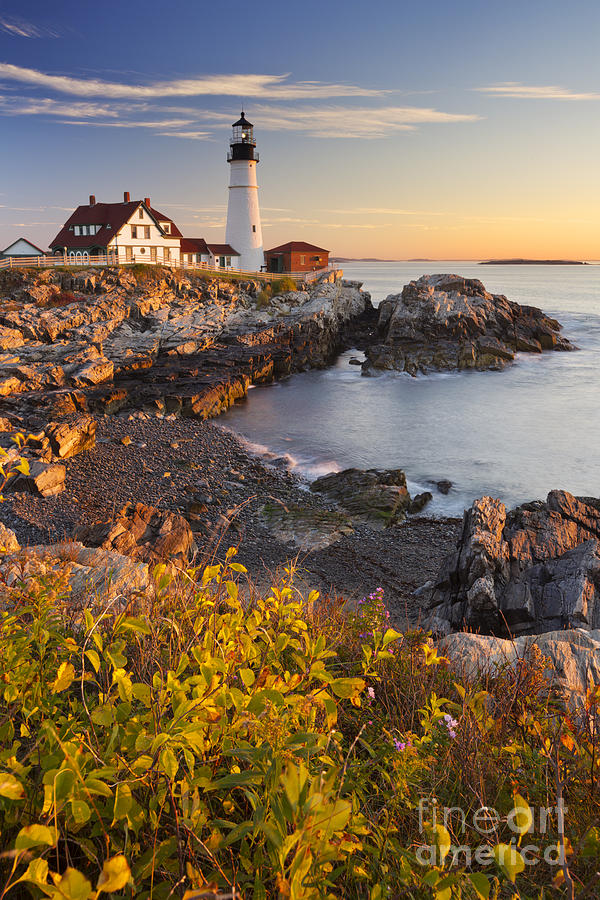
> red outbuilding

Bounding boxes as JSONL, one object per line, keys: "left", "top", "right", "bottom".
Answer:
{"left": 264, "top": 241, "right": 329, "bottom": 274}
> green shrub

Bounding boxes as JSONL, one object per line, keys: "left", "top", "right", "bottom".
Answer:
{"left": 256, "top": 287, "right": 272, "bottom": 308}
{"left": 270, "top": 276, "right": 297, "bottom": 296}
{"left": 0, "top": 553, "right": 598, "bottom": 898}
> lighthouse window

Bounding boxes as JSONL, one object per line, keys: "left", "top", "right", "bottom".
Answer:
{"left": 252, "top": 225, "right": 256, "bottom": 232}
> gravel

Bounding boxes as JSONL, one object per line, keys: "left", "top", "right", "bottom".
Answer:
{"left": 1, "top": 412, "right": 461, "bottom": 627}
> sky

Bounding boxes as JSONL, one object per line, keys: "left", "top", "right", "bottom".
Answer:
{"left": 0, "top": 0, "right": 598, "bottom": 259}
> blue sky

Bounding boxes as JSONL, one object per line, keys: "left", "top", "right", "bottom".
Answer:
{"left": 0, "top": 0, "right": 599, "bottom": 258}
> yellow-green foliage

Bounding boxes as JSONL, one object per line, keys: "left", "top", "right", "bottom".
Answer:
{"left": 0, "top": 556, "right": 598, "bottom": 899}
{"left": 256, "top": 287, "right": 272, "bottom": 308}
{"left": 255, "top": 277, "right": 298, "bottom": 309}
{"left": 270, "top": 276, "right": 297, "bottom": 295}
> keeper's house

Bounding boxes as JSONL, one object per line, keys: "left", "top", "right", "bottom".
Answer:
{"left": 264, "top": 241, "right": 329, "bottom": 274}
{"left": 1, "top": 237, "right": 46, "bottom": 259}
{"left": 180, "top": 238, "right": 241, "bottom": 270}
{"left": 50, "top": 193, "right": 182, "bottom": 265}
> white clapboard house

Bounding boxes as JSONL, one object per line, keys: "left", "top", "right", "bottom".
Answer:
{"left": 49, "top": 193, "right": 183, "bottom": 265}
{"left": 1, "top": 237, "right": 47, "bottom": 259}
{"left": 49, "top": 193, "right": 242, "bottom": 270}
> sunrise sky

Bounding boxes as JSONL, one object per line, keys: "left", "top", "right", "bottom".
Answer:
{"left": 0, "top": 0, "right": 598, "bottom": 259}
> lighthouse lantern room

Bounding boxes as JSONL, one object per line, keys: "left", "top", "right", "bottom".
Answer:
{"left": 225, "top": 112, "right": 264, "bottom": 272}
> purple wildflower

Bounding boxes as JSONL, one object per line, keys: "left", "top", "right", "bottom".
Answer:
{"left": 443, "top": 713, "right": 458, "bottom": 739}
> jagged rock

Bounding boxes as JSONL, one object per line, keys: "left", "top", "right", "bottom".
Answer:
{"left": 408, "top": 491, "right": 433, "bottom": 514}
{"left": 0, "top": 268, "right": 373, "bottom": 424}
{"left": 427, "top": 490, "right": 600, "bottom": 636}
{"left": 0, "top": 541, "right": 150, "bottom": 609}
{"left": 45, "top": 416, "right": 97, "bottom": 459}
{"left": 0, "top": 326, "right": 24, "bottom": 350}
{"left": 363, "top": 274, "right": 575, "bottom": 376}
{"left": 10, "top": 460, "right": 66, "bottom": 497}
{"left": 71, "top": 357, "right": 114, "bottom": 386}
{"left": 73, "top": 501, "right": 196, "bottom": 566}
{"left": 0, "top": 523, "right": 19, "bottom": 553}
{"left": 311, "top": 467, "right": 410, "bottom": 528}
{"left": 438, "top": 629, "right": 600, "bottom": 708}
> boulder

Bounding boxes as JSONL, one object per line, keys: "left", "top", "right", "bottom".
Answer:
{"left": 45, "top": 416, "right": 97, "bottom": 459}
{"left": 71, "top": 356, "right": 114, "bottom": 386}
{"left": 363, "top": 274, "right": 575, "bottom": 376}
{"left": 427, "top": 490, "right": 600, "bottom": 636}
{"left": 438, "top": 629, "right": 600, "bottom": 708}
{"left": 408, "top": 491, "right": 433, "bottom": 515}
{"left": 0, "top": 523, "right": 19, "bottom": 553}
{"left": 0, "top": 541, "right": 150, "bottom": 610}
{"left": 73, "top": 501, "right": 196, "bottom": 567}
{"left": 311, "top": 467, "right": 410, "bottom": 528}
{"left": 9, "top": 460, "right": 66, "bottom": 497}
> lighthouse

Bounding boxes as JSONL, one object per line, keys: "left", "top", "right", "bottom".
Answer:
{"left": 225, "top": 112, "right": 264, "bottom": 272}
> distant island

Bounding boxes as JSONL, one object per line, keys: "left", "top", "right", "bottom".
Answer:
{"left": 331, "top": 257, "right": 399, "bottom": 263}
{"left": 480, "top": 258, "right": 587, "bottom": 265}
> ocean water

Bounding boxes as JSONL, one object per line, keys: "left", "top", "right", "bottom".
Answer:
{"left": 220, "top": 261, "right": 600, "bottom": 517}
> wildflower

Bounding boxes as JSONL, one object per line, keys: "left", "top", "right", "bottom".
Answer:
{"left": 367, "top": 686, "right": 375, "bottom": 700}
{"left": 394, "top": 738, "right": 411, "bottom": 752}
{"left": 443, "top": 713, "right": 458, "bottom": 739}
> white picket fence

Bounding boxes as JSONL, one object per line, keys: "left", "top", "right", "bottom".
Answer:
{"left": 0, "top": 253, "right": 336, "bottom": 284}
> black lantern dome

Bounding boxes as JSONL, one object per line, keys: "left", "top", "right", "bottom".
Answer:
{"left": 228, "top": 111, "right": 259, "bottom": 163}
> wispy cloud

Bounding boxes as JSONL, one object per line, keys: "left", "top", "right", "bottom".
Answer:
{"left": 0, "top": 95, "right": 123, "bottom": 118}
{"left": 0, "top": 63, "right": 385, "bottom": 100}
{"left": 474, "top": 82, "right": 600, "bottom": 100}
{"left": 157, "top": 130, "right": 212, "bottom": 140}
{"left": 324, "top": 207, "right": 447, "bottom": 216}
{"left": 0, "top": 63, "right": 481, "bottom": 139}
{"left": 0, "top": 16, "right": 59, "bottom": 38}
{"left": 63, "top": 117, "right": 197, "bottom": 130}
{"left": 203, "top": 104, "right": 481, "bottom": 138}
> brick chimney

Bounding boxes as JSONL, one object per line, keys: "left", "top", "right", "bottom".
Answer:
{"left": 144, "top": 197, "right": 151, "bottom": 208}
{"left": 89, "top": 194, "right": 96, "bottom": 206}
{"left": 123, "top": 191, "right": 130, "bottom": 202}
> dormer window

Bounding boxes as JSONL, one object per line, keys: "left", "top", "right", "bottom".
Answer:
{"left": 162, "top": 222, "right": 171, "bottom": 234}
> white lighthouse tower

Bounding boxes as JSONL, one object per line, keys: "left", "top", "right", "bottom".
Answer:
{"left": 225, "top": 112, "right": 264, "bottom": 272}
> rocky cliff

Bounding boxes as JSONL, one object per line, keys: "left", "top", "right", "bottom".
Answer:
{"left": 427, "top": 490, "right": 600, "bottom": 637}
{"left": 0, "top": 267, "right": 374, "bottom": 423}
{"left": 363, "top": 273, "right": 574, "bottom": 375}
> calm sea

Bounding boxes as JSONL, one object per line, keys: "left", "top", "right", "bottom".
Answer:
{"left": 221, "top": 261, "right": 600, "bottom": 516}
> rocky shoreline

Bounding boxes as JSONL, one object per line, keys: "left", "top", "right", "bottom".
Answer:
{"left": 1, "top": 264, "right": 597, "bottom": 704}
{"left": 0, "top": 412, "right": 462, "bottom": 623}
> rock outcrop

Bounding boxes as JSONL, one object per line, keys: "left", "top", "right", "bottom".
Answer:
{"left": 438, "top": 629, "right": 600, "bottom": 708}
{"left": 73, "top": 501, "right": 196, "bottom": 567}
{"left": 0, "top": 267, "right": 374, "bottom": 423}
{"left": 363, "top": 274, "right": 574, "bottom": 376}
{"left": 310, "top": 467, "right": 413, "bottom": 527}
{"left": 0, "top": 541, "right": 150, "bottom": 610}
{"left": 427, "top": 490, "right": 600, "bottom": 636}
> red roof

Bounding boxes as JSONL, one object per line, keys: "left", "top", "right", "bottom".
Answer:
{"left": 180, "top": 237, "right": 210, "bottom": 254}
{"left": 49, "top": 200, "right": 182, "bottom": 250}
{"left": 266, "top": 241, "right": 329, "bottom": 254}
{"left": 208, "top": 243, "right": 239, "bottom": 256}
